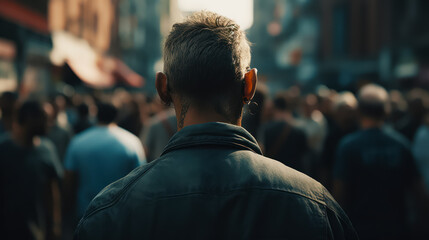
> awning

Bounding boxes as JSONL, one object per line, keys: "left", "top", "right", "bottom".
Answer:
{"left": 0, "top": 0, "right": 49, "bottom": 34}
{"left": 51, "top": 31, "right": 144, "bottom": 88}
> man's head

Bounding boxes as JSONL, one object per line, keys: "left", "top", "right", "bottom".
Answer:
{"left": 333, "top": 91, "right": 358, "bottom": 129}
{"left": 43, "top": 101, "right": 57, "bottom": 128}
{"left": 270, "top": 93, "right": 295, "bottom": 121}
{"left": 358, "top": 84, "right": 389, "bottom": 122}
{"left": 0, "top": 91, "right": 18, "bottom": 118}
{"left": 96, "top": 102, "right": 118, "bottom": 125}
{"left": 13, "top": 100, "right": 47, "bottom": 145}
{"left": 156, "top": 11, "right": 257, "bottom": 127}
{"left": 273, "top": 93, "right": 292, "bottom": 113}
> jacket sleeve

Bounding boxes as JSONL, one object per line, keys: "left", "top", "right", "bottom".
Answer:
{"left": 326, "top": 206, "right": 359, "bottom": 240}
{"left": 322, "top": 186, "right": 359, "bottom": 240}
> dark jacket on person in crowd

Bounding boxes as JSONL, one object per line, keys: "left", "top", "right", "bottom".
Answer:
{"left": 74, "top": 122, "right": 357, "bottom": 240}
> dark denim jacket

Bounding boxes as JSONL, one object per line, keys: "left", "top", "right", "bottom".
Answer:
{"left": 75, "top": 122, "right": 358, "bottom": 240}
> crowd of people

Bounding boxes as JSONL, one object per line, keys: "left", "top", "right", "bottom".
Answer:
{"left": 243, "top": 83, "right": 429, "bottom": 238}
{"left": 0, "top": 10, "right": 429, "bottom": 239}
{"left": 1, "top": 82, "right": 428, "bottom": 239}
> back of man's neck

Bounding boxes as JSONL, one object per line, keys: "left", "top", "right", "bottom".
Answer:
{"left": 360, "top": 118, "right": 383, "bottom": 129}
{"left": 11, "top": 132, "right": 39, "bottom": 148}
{"left": 97, "top": 123, "right": 117, "bottom": 127}
{"left": 176, "top": 107, "right": 240, "bottom": 131}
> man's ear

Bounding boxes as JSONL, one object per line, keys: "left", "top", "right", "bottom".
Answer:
{"left": 243, "top": 68, "right": 258, "bottom": 103}
{"left": 155, "top": 72, "right": 172, "bottom": 105}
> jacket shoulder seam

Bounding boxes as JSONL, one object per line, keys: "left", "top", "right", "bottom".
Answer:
{"left": 154, "top": 187, "right": 328, "bottom": 206}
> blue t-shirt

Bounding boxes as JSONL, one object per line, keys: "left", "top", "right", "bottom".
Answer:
{"left": 333, "top": 126, "right": 417, "bottom": 239}
{"left": 64, "top": 126, "right": 146, "bottom": 217}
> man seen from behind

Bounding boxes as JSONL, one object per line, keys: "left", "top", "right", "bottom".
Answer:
{"left": 75, "top": 11, "right": 357, "bottom": 240}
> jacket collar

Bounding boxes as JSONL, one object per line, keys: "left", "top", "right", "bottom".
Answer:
{"left": 161, "top": 122, "right": 262, "bottom": 156}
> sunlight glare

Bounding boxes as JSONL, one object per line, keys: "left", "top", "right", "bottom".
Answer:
{"left": 178, "top": 0, "right": 254, "bottom": 30}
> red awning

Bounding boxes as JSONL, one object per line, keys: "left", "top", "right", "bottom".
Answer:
{"left": 51, "top": 32, "right": 144, "bottom": 88}
{"left": 0, "top": 0, "right": 49, "bottom": 34}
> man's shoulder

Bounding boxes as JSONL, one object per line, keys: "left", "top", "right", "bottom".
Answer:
{"left": 382, "top": 127, "right": 412, "bottom": 148}
{"left": 36, "top": 137, "right": 63, "bottom": 178}
{"left": 111, "top": 126, "right": 141, "bottom": 143}
{"left": 70, "top": 127, "right": 101, "bottom": 144}
{"left": 37, "top": 137, "right": 59, "bottom": 158}
{"left": 76, "top": 151, "right": 354, "bottom": 239}
{"left": 81, "top": 150, "right": 334, "bottom": 214}
{"left": 246, "top": 152, "right": 325, "bottom": 196}
{"left": 337, "top": 130, "right": 364, "bottom": 150}
{"left": 79, "top": 161, "right": 156, "bottom": 217}
{"left": 52, "top": 124, "right": 72, "bottom": 135}
{"left": 71, "top": 126, "right": 135, "bottom": 146}
{"left": 247, "top": 153, "right": 346, "bottom": 215}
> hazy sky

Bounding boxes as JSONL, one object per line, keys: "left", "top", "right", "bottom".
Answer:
{"left": 178, "top": 0, "right": 254, "bottom": 30}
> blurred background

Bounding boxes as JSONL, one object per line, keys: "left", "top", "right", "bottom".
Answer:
{"left": 0, "top": 0, "right": 428, "bottom": 95}
{"left": 1, "top": 0, "right": 429, "bottom": 239}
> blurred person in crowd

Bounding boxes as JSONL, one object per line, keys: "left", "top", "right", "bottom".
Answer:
{"left": 387, "top": 90, "right": 408, "bottom": 127}
{"left": 73, "top": 103, "right": 93, "bottom": 134}
{"left": 147, "top": 94, "right": 168, "bottom": 117}
{"left": 0, "top": 100, "right": 63, "bottom": 240}
{"left": 241, "top": 83, "right": 268, "bottom": 138}
{"left": 317, "top": 87, "right": 337, "bottom": 132}
{"left": 319, "top": 91, "right": 358, "bottom": 190}
{"left": 259, "top": 93, "right": 308, "bottom": 173}
{"left": 0, "top": 91, "right": 18, "bottom": 135}
{"left": 296, "top": 93, "right": 327, "bottom": 177}
{"left": 413, "top": 110, "right": 429, "bottom": 193}
{"left": 54, "top": 93, "right": 76, "bottom": 131}
{"left": 286, "top": 85, "right": 302, "bottom": 116}
{"left": 133, "top": 93, "right": 150, "bottom": 125}
{"left": 396, "top": 88, "right": 428, "bottom": 141}
{"left": 75, "top": 12, "right": 357, "bottom": 239}
{"left": 332, "top": 84, "right": 422, "bottom": 240}
{"left": 117, "top": 96, "right": 143, "bottom": 137}
{"left": 140, "top": 98, "right": 176, "bottom": 163}
{"left": 63, "top": 102, "right": 146, "bottom": 224}
{"left": 44, "top": 101, "right": 73, "bottom": 163}
{"left": 297, "top": 94, "right": 327, "bottom": 153}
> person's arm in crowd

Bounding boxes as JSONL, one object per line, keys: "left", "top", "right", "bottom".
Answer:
{"left": 406, "top": 147, "right": 429, "bottom": 232}
{"left": 140, "top": 143, "right": 147, "bottom": 165}
{"left": 141, "top": 123, "right": 154, "bottom": 162}
{"left": 325, "top": 202, "right": 359, "bottom": 240}
{"left": 63, "top": 141, "right": 78, "bottom": 225}
{"left": 318, "top": 133, "right": 335, "bottom": 189}
{"left": 143, "top": 144, "right": 149, "bottom": 162}
{"left": 64, "top": 170, "right": 78, "bottom": 215}
{"left": 301, "top": 130, "right": 309, "bottom": 153}
{"left": 136, "top": 138, "right": 147, "bottom": 166}
{"left": 413, "top": 179, "right": 429, "bottom": 211}
{"left": 125, "top": 136, "right": 147, "bottom": 172}
{"left": 45, "top": 179, "right": 62, "bottom": 240}
{"left": 411, "top": 129, "right": 429, "bottom": 215}
{"left": 408, "top": 170, "right": 429, "bottom": 236}
{"left": 43, "top": 138, "right": 64, "bottom": 240}
{"left": 332, "top": 180, "right": 346, "bottom": 207}
{"left": 130, "top": 142, "right": 146, "bottom": 169}
{"left": 332, "top": 140, "right": 352, "bottom": 209}
{"left": 256, "top": 124, "right": 266, "bottom": 154}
